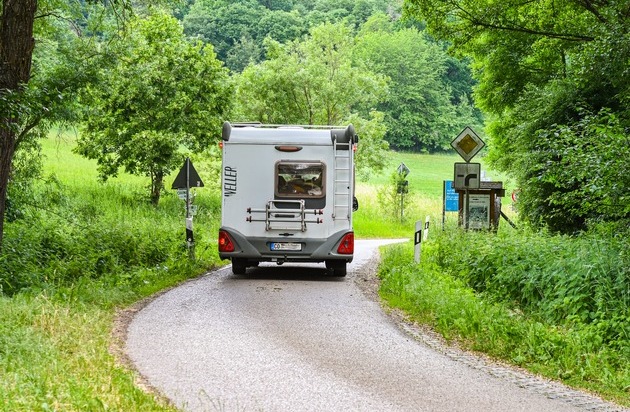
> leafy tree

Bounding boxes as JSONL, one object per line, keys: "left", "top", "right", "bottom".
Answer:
{"left": 0, "top": 0, "right": 133, "bottom": 251}
{"left": 172, "top": 0, "right": 195, "bottom": 19}
{"left": 234, "top": 22, "right": 389, "bottom": 175}
{"left": 236, "top": 22, "right": 387, "bottom": 125}
{"left": 377, "top": 170, "right": 408, "bottom": 222}
{"left": 183, "top": 0, "right": 267, "bottom": 68}
{"left": 256, "top": 0, "right": 293, "bottom": 11}
{"left": 405, "top": 0, "right": 630, "bottom": 232}
{"left": 347, "top": 0, "right": 392, "bottom": 29}
{"left": 355, "top": 16, "right": 480, "bottom": 151}
{"left": 0, "top": 0, "right": 39, "bottom": 251}
{"left": 75, "top": 12, "right": 232, "bottom": 205}
{"left": 225, "top": 34, "right": 263, "bottom": 73}
{"left": 347, "top": 111, "right": 390, "bottom": 181}
{"left": 182, "top": 0, "right": 394, "bottom": 72}
{"left": 183, "top": 0, "right": 307, "bottom": 71}
{"left": 255, "top": 9, "right": 306, "bottom": 46}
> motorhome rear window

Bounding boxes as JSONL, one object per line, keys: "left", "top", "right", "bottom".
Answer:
{"left": 275, "top": 162, "right": 325, "bottom": 198}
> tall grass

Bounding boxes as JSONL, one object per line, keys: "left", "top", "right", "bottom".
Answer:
{"left": 0, "top": 132, "right": 434, "bottom": 410}
{"left": 1, "top": 132, "right": 219, "bottom": 410}
{"left": 378, "top": 224, "right": 630, "bottom": 406}
{"left": 353, "top": 151, "right": 478, "bottom": 237}
{"left": 3, "top": 131, "right": 627, "bottom": 409}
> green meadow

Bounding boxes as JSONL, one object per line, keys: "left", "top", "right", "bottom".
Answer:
{"left": 0, "top": 131, "right": 627, "bottom": 410}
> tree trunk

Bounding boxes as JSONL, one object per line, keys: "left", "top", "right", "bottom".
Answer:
{"left": 0, "top": 0, "right": 38, "bottom": 251}
{"left": 151, "top": 170, "right": 163, "bottom": 206}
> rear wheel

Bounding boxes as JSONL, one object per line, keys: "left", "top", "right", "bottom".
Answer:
{"left": 326, "top": 260, "right": 347, "bottom": 277}
{"left": 232, "top": 258, "right": 247, "bottom": 275}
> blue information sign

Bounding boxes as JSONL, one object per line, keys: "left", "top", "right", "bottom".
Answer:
{"left": 444, "top": 180, "right": 459, "bottom": 212}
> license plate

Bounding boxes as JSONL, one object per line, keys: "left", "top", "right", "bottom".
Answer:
{"left": 270, "top": 242, "right": 302, "bottom": 251}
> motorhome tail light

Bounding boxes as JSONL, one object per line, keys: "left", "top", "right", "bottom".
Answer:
{"left": 218, "top": 230, "right": 235, "bottom": 252}
{"left": 337, "top": 232, "right": 354, "bottom": 255}
{"left": 275, "top": 145, "right": 302, "bottom": 152}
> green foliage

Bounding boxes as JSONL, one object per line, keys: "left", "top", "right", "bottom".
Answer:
{"left": 234, "top": 22, "right": 390, "bottom": 176}
{"left": 0, "top": 130, "right": 221, "bottom": 410}
{"left": 405, "top": 0, "right": 630, "bottom": 232}
{"left": 379, "top": 230, "right": 630, "bottom": 404}
{"left": 183, "top": 0, "right": 307, "bottom": 71}
{"left": 432, "top": 227, "right": 629, "bottom": 342}
{"left": 182, "top": 0, "right": 393, "bottom": 71}
{"left": 376, "top": 172, "right": 407, "bottom": 221}
{"left": 512, "top": 108, "right": 630, "bottom": 232}
{"left": 0, "top": 179, "right": 198, "bottom": 296}
{"left": 355, "top": 18, "right": 481, "bottom": 151}
{"left": 76, "top": 12, "right": 232, "bottom": 205}
{"left": 347, "top": 111, "right": 390, "bottom": 181}
{"left": 236, "top": 22, "right": 387, "bottom": 125}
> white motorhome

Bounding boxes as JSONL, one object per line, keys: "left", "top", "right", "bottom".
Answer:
{"left": 218, "top": 122, "right": 358, "bottom": 276}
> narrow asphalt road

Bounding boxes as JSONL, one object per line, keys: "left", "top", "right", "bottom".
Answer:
{"left": 124, "top": 239, "right": 625, "bottom": 412}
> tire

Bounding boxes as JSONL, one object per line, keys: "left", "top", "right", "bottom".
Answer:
{"left": 232, "top": 258, "right": 247, "bottom": 275}
{"left": 326, "top": 260, "right": 347, "bottom": 277}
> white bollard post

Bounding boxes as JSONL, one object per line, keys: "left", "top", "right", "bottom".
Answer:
{"left": 423, "top": 215, "right": 430, "bottom": 242}
{"left": 414, "top": 220, "right": 422, "bottom": 263}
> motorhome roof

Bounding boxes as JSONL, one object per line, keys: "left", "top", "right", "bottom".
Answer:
{"left": 222, "top": 122, "right": 355, "bottom": 145}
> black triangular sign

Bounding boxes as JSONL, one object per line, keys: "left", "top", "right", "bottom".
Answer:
{"left": 171, "top": 158, "right": 204, "bottom": 189}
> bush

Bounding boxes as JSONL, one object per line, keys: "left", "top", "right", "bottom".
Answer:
{"left": 378, "top": 224, "right": 630, "bottom": 403}
{"left": 0, "top": 176, "right": 216, "bottom": 296}
{"left": 430, "top": 224, "right": 630, "bottom": 348}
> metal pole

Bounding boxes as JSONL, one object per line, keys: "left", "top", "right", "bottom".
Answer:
{"left": 186, "top": 158, "right": 190, "bottom": 219}
{"left": 400, "top": 191, "right": 404, "bottom": 222}
{"left": 185, "top": 158, "right": 195, "bottom": 259}
{"left": 442, "top": 181, "right": 446, "bottom": 231}
{"left": 465, "top": 189, "right": 470, "bottom": 230}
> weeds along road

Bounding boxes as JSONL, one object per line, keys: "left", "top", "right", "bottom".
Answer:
{"left": 124, "top": 240, "right": 623, "bottom": 412}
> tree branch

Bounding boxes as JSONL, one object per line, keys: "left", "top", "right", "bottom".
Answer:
{"left": 445, "top": 0, "right": 596, "bottom": 42}
{"left": 468, "top": 18, "right": 595, "bottom": 42}
{"left": 573, "top": 0, "right": 609, "bottom": 24}
{"left": 35, "top": 12, "right": 83, "bottom": 36}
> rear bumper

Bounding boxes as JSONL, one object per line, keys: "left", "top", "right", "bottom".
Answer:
{"left": 218, "top": 227, "right": 353, "bottom": 263}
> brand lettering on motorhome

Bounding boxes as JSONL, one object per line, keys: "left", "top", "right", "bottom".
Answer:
{"left": 223, "top": 166, "right": 237, "bottom": 196}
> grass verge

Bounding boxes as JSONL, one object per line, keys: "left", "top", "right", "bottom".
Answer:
{"left": 377, "top": 228, "right": 630, "bottom": 407}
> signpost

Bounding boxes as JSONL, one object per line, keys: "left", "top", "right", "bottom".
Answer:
{"left": 172, "top": 158, "right": 204, "bottom": 259}
{"left": 453, "top": 162, "right": 481, "bottom": 190}
{"left": 451, "top": 126, "right": 485, "bottom": 163}
{"left": 444, "top": 181, "right": 459, "bottom": 212}
{"left": 397, "top": 162, "right": 410, "bottom": 177}
{"left": 442, "top": 180, "right": 459, "bottom": 230}
{"left": 451, "top": 127, "right": 485, "bottom": 230}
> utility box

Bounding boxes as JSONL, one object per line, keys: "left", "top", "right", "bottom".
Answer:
{"left": 456, "top": 181, "right": 505, "bottom": 231}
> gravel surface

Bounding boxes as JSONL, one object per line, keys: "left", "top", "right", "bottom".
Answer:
{"left": 117, "top": 239, "right": 628, "bottom": 412}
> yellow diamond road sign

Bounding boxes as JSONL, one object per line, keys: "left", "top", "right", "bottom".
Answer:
{"left": 451, "top": 126, "right": 485, "bottom": 162}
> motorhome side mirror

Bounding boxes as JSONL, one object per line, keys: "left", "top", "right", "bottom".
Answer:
{"left": 353, "top": 196, "right": 359, "bottom": 211}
